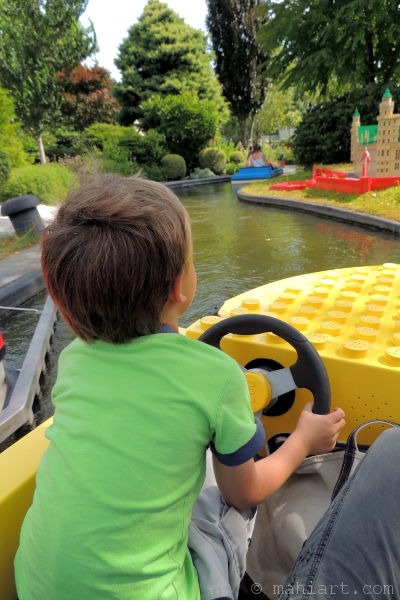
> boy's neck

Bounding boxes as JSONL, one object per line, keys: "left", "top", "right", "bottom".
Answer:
{"left": 160, "top": 302, "right": 180, "bottom": 333}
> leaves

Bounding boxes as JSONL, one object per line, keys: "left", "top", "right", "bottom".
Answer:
{"left": 0, "top": 0, "right": 96, "bottom": 139}
{"left": 141, "top": 93, "right": 227, "bottom": 168}
{"left": 205, "top": 0, "right": 269, "bottom": 142}
{"left": 259, "top": 0, "right": 400, "bottom": 94}
{"left": 114, "top": 0, "right": 226, "bottom": 125}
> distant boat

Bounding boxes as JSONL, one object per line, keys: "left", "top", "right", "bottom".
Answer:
{"left": 231, "top": 165, "right": 284, "bottom": 184}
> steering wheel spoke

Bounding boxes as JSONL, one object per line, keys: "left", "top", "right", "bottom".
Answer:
{"left": 198, "top": 314, "right": 331, "bottom": 416}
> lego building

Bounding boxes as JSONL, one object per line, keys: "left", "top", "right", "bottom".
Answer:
{"left": 351, "top": 89, "right": 400, "bottom": 177}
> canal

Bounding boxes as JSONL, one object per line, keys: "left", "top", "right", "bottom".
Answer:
{"left": 1, "top": 181, "right": 400, "bottom": 447}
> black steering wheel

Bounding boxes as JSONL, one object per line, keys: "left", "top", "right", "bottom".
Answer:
{"left": 198, "top": 314, "right": 331, "bottom": 415}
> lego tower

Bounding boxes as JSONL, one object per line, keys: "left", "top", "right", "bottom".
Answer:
{"left": 351, "top": 89, "right": 400, "bottom": 177}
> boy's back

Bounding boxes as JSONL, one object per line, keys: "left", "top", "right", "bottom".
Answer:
{"left": 15, "top": 303, "right": 257, "bottom": 599}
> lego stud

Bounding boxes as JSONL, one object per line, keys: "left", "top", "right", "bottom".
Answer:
{"left": 355, "top": 327, "right": 378, "bottom": 342}
{"left": 327, "top": 310, "right": 348, "bottom": 324}
{"left": 360, "top": 315, "right": 381, "bottom": 330}
{"left": 320, "top": 321, "right": 342, "bottom": 337}
{"left": 230, "top": 307, "right": 249, "bottom": 317}
{"left": 342, "top": 340, "right": 370, "bottom": 358}
{"left": 269, "top": 301, "right": 287, "bottom": 315}
{"left": 242, "top": 298, "right": 260, "bottom": 310}
{"left": 279, "top": 292, "right": 296, "bottom": 304}
{"left": 385, "top": 347, "right": 400, "bottom": 367}
{"left": 200, "top": 316, "right": 221, "bottom": 331}
{"left": 288, "top": 316, "right": 309, "bottom": 331}
{"left": 298, "top": 305, "right": 318, "bottom": 319}
{"left": 305, "top": 333, "right": 330, "bottom": 350}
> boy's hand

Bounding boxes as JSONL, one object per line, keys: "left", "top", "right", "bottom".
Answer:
{"left": 294, "top": 403, "right": 346, "bottom": 456}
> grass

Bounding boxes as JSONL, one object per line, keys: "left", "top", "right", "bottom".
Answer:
{"left": 0, "top": 231, "right": 40, "bottom": 261}
{"left": 242, "top": 164, "right": 400, "bottom": 222}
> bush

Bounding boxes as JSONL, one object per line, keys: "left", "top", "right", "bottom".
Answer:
{"left": 161, "top": 154, "right": 186, "bottom": 180}
{"left": 140, "top": 164, "right": 170, "bottom": 182}
{"left": 118, "top": 129, "right": 166, "bottom": 165}
{"left": 141, "top": 93, "right": 228, "bottom": 169}
{"left": 229, "top": 151, "right": 246, "bottom": 164}
{"left": 0, "top": 150, "right": 11, "bottom": 186}
{"left": 100, "top": 158, "right": 140, "bottom": 177}
{"left": 224, "top": 162, "right": 240, "bottom": 175}
{"left": 189, "top": 167, "right": 216, "bottom": 179}
{"left": 0, "top": 164, "right": 75, "bottom": 204}
{"left": 198, "top": 147, "right": 226, "bottom": 174}
{"left": 83, "top": 123, "right": 138, "bottom": 159}
{"left": 293, "top": 82, "right": 400, "bottom": 168}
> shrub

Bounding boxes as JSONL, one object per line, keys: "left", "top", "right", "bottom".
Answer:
{"left": 118, "top": 129, "right": 166, "bottom": 165}
{"left": 189, "top": 167, "right": 216, "bottom": 179}
{"left": 160, "top": 154, "right": 186, "bottom": 180}
{"left": 83, "top": 123, "right": 138, "bottom": 159}
{"left": 198, "top": 147, "right": 226, "bottom": 174}
{"left": 0, "top": 150, "right": 11, "bottom": 186}
{"left": 100, "top": 158, "right": 140, "bottom": 177}
{"left": 141, "top": 93, "right": 228, "bottom": 169}
{"left": 224, "top": 162, "right": 240, "bottom": 175}
{"left": 140, "top": 164, "right": 170, "bottom": 182}
{"left": 0, "top": 164, "right": 75, "bottom": 205}
{"left": 229, "top": 151, "right": 246, "bottom": 164}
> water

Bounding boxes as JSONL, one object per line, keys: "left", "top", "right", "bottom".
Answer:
{"left": 2, "top": 181, "right": 400, "bottom": 446}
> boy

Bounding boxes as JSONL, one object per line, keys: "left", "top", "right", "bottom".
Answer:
{"left": 15, "top": 175, "right": 344, "bottom": 600}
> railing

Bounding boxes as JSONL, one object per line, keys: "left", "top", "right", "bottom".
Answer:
{"left": 0, "top": 296, "right": 58, "bottom": 443}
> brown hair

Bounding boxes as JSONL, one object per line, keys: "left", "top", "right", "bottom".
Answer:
{"left": 42, "top": 174, "right": 191, "bottom": 344}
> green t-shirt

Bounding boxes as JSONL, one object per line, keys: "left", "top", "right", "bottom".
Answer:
{"left": 15, "top": 333, "right": 261, "bottom": 599}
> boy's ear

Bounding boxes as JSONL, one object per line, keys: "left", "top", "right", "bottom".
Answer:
{"left": 169, "top": 273, "right": 187, "bottom": 304}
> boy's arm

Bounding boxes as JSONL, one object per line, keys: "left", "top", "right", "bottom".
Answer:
{"left": 212, "top": 403, "right": 345, "bottom": 511}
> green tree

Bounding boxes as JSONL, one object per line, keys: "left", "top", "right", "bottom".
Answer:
{"left": 259, "top": 0, "right": 400, "bottom": 95}
{"left": 141, "top": 93, "right": 227, "bottom": 168}
{"left": 0, "top": 0, "right": 96, "bottom": 164}
{"left": 205, "top": 0, "right": 269, "bottom": 145}
{"left": 114, "top": 0, "right": 226, "bottom": 125}
{"left": 57, "top": 65, "right": 120, "bottom": 131}
{"left": 0, "top": 87, "right": 26, "bottom": 167}
{"left": 253, "top": 85, "right": 313, "bottom": 138}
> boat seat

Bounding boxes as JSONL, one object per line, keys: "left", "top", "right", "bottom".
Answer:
{"left": 0, "top": 419, "right": 51, "bottom": 600}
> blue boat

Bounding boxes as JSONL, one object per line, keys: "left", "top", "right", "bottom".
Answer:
{"left": 231, "top": 165, "right": 283, "bottom": 182}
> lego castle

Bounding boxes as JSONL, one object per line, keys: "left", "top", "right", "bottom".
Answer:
{"left": 351, "top": 89, "right": 400, "bottom": 177}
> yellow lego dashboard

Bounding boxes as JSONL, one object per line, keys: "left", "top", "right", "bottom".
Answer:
{"left": 186, "top": 263, "right": 400, "bottom": 445}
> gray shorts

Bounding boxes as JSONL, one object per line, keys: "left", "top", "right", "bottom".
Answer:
{"left": 188, "top": 450, "right": 257, "bottom": 600}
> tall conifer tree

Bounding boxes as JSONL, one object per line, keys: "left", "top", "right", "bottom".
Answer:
{"left": 206, "top": 0, "right": 269, "bottom": 144}
{"left": 114, "top": 0, "right": 225, "bottom": 125}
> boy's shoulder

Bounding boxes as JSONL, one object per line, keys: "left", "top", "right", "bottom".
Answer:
{"left": 62, "top": 332, "right": 236, "bottom": 364}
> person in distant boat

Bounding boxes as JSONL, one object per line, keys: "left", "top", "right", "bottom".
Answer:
{"left": 246, "top": 143, "right": 278, "bottom": 168}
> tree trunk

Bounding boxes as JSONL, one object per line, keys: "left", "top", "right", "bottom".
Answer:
{"left": 37, "top": 136, "right": 47, "bottom": 165}
{"left": 238, "top": 118, "right": 247, "bottom": 147}
{"left": 250, "top": 114, "right": 255, "bottom": 143}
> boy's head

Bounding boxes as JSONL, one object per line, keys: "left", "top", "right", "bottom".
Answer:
{"left": 42, "top": 175, "right": 192, "bottom": 344}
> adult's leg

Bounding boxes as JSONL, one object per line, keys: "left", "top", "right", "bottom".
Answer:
{"left": 277, "top": 428, "right": 400, "bottom": 600}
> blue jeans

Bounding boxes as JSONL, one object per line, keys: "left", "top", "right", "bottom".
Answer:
{"left": 277, "top": 428, "right": 400, "bottom": 600}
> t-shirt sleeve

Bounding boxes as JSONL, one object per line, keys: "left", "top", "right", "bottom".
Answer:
{"left": 210, "top": 360, "right": 266, "bottom": 467}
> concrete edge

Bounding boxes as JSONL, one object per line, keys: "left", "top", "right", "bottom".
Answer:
{"left": 0, "top": 270, "right": 45, "bottom": 313}
{"left": 237, "top": 190, "right": 400, "bottom": 236}
{"left": 166, "top": 175, "right": 231, "bottom": 188}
